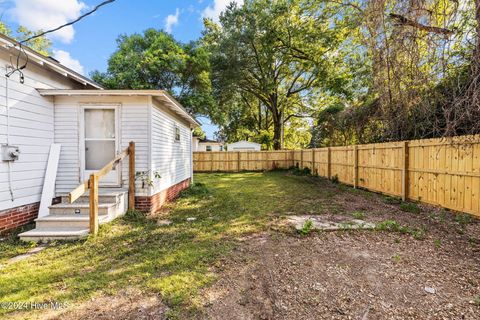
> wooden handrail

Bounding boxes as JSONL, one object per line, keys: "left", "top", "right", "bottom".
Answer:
{"left": 67, "top": 141, "right": 136, "bottom": 235}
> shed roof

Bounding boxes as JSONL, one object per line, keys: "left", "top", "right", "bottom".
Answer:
{"left": 37, "top": 89, "right": 200, "bottom": 127}
{"left": 228, "top": 140, "right": 261, "bottom": 146}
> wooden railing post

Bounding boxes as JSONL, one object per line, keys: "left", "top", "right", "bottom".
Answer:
{"left": 401, "top": 141, "right": 409, "bottom": 201}
{"left": 353, "top": 145, "right": 358, "bottom": 188}
{"left": 89, "top": 173, "right": 99, "bottom": 235}
{"left": 128, "top": 141, "right": 135, "bottom": 210}
{"left": 327, "top": 147, "right": 331, "bottom": 179}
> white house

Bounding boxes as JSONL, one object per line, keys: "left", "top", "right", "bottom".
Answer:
{"left": 0, "top": 34, "right": 199, "bottom": 240}
{"left": 227, "top": 140, "right": 261, "bottom": 151}
{"left": 196, "top": 138, "right": 224, "bottom": 151}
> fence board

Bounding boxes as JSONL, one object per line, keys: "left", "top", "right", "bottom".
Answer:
{"left": 193, "top": 135, "right": 480, "bottom": 217}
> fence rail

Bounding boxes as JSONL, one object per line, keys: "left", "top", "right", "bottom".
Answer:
{"left": 193, "top": 135, "right": 480, "bottom": 217}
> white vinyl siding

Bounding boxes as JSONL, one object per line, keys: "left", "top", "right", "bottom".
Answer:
{"left": 0, "top": 50, "right": 84, "bottom": 211}
{"left": 150, "top": 100, "right": 192, "bottom": 196}
{"left": 53, "top": 96, "right": 150, "bottom": 195}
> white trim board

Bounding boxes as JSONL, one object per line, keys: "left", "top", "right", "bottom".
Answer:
{"left": 38, "top": 144, "right": 61, "bottom": 218}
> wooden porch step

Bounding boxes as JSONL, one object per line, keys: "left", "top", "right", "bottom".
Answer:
{"left": 19, "top": 227, "right": 90, "bottom": 242}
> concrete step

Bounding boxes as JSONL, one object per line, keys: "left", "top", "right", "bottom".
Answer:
{"left": 49, "top": 203, "right": 118, "bottom": 216}
{"left": 35, "top": 214, "right": 111, "bottom": 229}
{"left": 19, "top": 227, "right": 90, "bottom": 242}
{"left": 60, "top": 189, "right": 127, "bottom": 204}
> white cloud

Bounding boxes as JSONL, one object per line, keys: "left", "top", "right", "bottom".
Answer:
{"left": 9, "top": 0, "right": 86, "bottom": 43}
{"left": 53, "top": 49, "right": 84, "bottom": 74}
{"left": 165, "top": 8, "right": 180, "bottom": 33}
{"left": 202, "top": 0, "right": 243, "bottom": 22}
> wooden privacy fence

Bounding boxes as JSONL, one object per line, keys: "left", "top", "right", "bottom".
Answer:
{"left": 194, "top": 135, "right": 480, "bottom": 217}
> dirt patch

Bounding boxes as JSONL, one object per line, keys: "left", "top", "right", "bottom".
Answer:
{"left": 30, "top": 288, "right": 168, "bottom": 320}
{"left": 201, "top": 230, "right": 480, "bottom": 319}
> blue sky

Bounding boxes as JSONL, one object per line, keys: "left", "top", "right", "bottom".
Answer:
{"left": 0, "top": 0, "right": 239, "bottom": 138}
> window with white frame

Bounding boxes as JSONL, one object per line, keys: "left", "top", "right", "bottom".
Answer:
{"left": 174, "top": 125, "right": 181, "bottom": 142}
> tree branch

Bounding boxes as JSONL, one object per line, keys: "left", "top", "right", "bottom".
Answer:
{"left": 389, "top": 13, "right": 454, "bottom": 36}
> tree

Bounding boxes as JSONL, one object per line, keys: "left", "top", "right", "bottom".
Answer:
{"left": 204, "top": 0, "right": 352, "bottom": 149}
{"left": 91, "top": 29, "right": 215, "bottom": 116}
{"left": 0, "top": 22, "right": 51, "bottom": 55}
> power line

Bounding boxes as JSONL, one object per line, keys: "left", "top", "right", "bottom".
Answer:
{"left": 6, "top": 0, "right": 116, "bottom": 81}
{"left": 20, "top": 0, "right": 116, "bottom": 44}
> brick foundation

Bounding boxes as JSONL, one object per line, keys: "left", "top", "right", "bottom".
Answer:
{"left": 135, "top": 178, "right": 191, "bottom": 214}
{"left": 0, "top": 202, "right": 40, "bottom": 234}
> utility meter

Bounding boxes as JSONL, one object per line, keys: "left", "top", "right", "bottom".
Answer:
{"left": 1, "top": 144, "right": 20, "bottom": 161}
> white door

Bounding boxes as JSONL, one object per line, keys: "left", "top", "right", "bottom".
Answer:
{"left": 81, "top": 106, "right": 120, "bottom": 186}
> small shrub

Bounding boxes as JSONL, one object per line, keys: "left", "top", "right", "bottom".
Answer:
{"left": 411, "top": 228, "right": 426, "bottom": 240}
{"left": 383, "top": 196, "right": 402, "bottom": 205}
{"left": 392, "top": 254, "right": 401, "bottom": 263}
{"left": 299, "top": 219, "right": 314, "bottom": 236}
{"left": 124, "top": 209, "right": 147, "bottom": 222}
{"left": 352, "top": 211, "right": 365, "bottom": 219}
{"left": 376, "top": 220, "right": 401, "bottom": 232}
{"left": 330, "top": 175, "right": 339, "bottom": 184}
{"left": 290, "top": 167, "right": 311, "bottom": 176}
{"left": 400, "top": 202, "right": 421, "bottom": 214}
{"left": 474, "top": 296, "right": 480, "bottom": 306}
{"left": 180, "top": 182, "right": 210, "bottom": 198}
{"left": 434, "top": 239, "right": 442, "bottom": 248}
{"left": 455, "top": 213, "right": 472, "bottom": 226}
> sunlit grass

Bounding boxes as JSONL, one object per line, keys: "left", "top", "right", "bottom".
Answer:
{"left": 0, "top": 171, "right": 341, "bottom": 318}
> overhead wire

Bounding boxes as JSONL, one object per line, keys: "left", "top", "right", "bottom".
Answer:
{"left": 5, "top": 0, "right": 116, "bottom": 81}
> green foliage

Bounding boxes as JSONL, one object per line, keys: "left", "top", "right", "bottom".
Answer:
{"left": 392, "top": 254, "right": 401, "bottom": 263}
{"left": 330, "top": 175, "right": 339, "bottom": 184}
{"left": 91, "top": 29, "right": 214, "bottom": 116}
{"left": 352, "top": 211, "right": 365, "bottom": 219}
{"left": 179, "top": 182, "right": 210, "bottom": 199}
{"left": 455, "top": 213, "right": 472, "bottom": 226}
{"left": 0, "top": 22, "right": 51, "bottom": 55}
{"left": 383, "top": 196, "right": 402, "bottom": 205}
{"left": 204, "top": 0, "right": 352, "bottom": 149}
{"left": 400, "top": 202, "right": 421, "bottom": 214}
{"left": 299, "top": 219, "right": 314, "bottom": 236}
{"left": 376, "top": 220, "right": 427, "bottom": 240}
{"left": 124, "top": 209, "right": 147, "bottom": 222}
{"left": 289, "top": 166, "right": 311, "bottom": 176}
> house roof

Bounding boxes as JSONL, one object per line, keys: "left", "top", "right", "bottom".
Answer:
{"left": 37, "top": 89, "right": 200, "bottom": 127}
{"left": 0, "top": 33, "right": 102, "bottom": 89}
{"left": 199, "top": 138, "right": 222, "bottom": 144}
{"left": 228, "top": 140, "right": 261, "bottom": 146}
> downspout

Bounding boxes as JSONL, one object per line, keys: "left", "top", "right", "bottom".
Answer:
{"left": 190, "top": 128, "right": 194, "bottom": 185}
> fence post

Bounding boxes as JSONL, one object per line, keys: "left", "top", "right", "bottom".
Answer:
{"left": 128, "top": 141, "right": 135, "bottom": 210}
{"left": 237, "top": 151, "right": 241, "bottom": 172}
{"left": 353, "top": 145, "right": 358, "bottom": 188}
{"left": 401, "top": 141, "right": 409, "bottom": 201}
{"left": 312, "top": 148, "right": 315, "bottom": 175}
{"left": 300, "top": 149, "right": 303, "bottom": 168}
{"left": 327, "top": 147, "right": 331, "bottom": 179}
{"left": 89, "top": 173, "right": 99, "bottom": 235}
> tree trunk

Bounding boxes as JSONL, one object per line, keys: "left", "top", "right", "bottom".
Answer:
{"left": 273, "top": 119, "right": 282, "bottom": 150}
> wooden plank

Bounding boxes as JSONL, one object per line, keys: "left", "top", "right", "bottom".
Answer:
{"left": 128, "top": 141, "right": 135, "bottom": 210}
{"left": 353, "top": 145, "right": 358, "bottom": 188}
{"left": 89, "top": 173, "right": 99, "bottom": 235}
{"left": 402, "top": 141, "right": 408, "bottom": 201}
{"left": 69, "top": 180, "right": 89, "bottom": 203}
{"left": 38, "top": 144, "right": 61, "bottom": 218}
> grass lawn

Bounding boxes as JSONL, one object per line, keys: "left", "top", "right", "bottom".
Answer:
{"left": 0, "top": 171, "right": 338, "bottom": 319}
{"left": 1, "top": 171, "right": 478, "bottom": 319}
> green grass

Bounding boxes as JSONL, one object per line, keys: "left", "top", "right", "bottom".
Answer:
{"left": 0, "top": 224, "right": 37, "bottom": 264}
{"left": 0, "top": 171, "right": 342, "bottom": 318}
{"left": 399, "top": 202, "right": 421, "bottom": 214}
{"left": 352, "top": 211, "right": 365, "bottom": 219}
